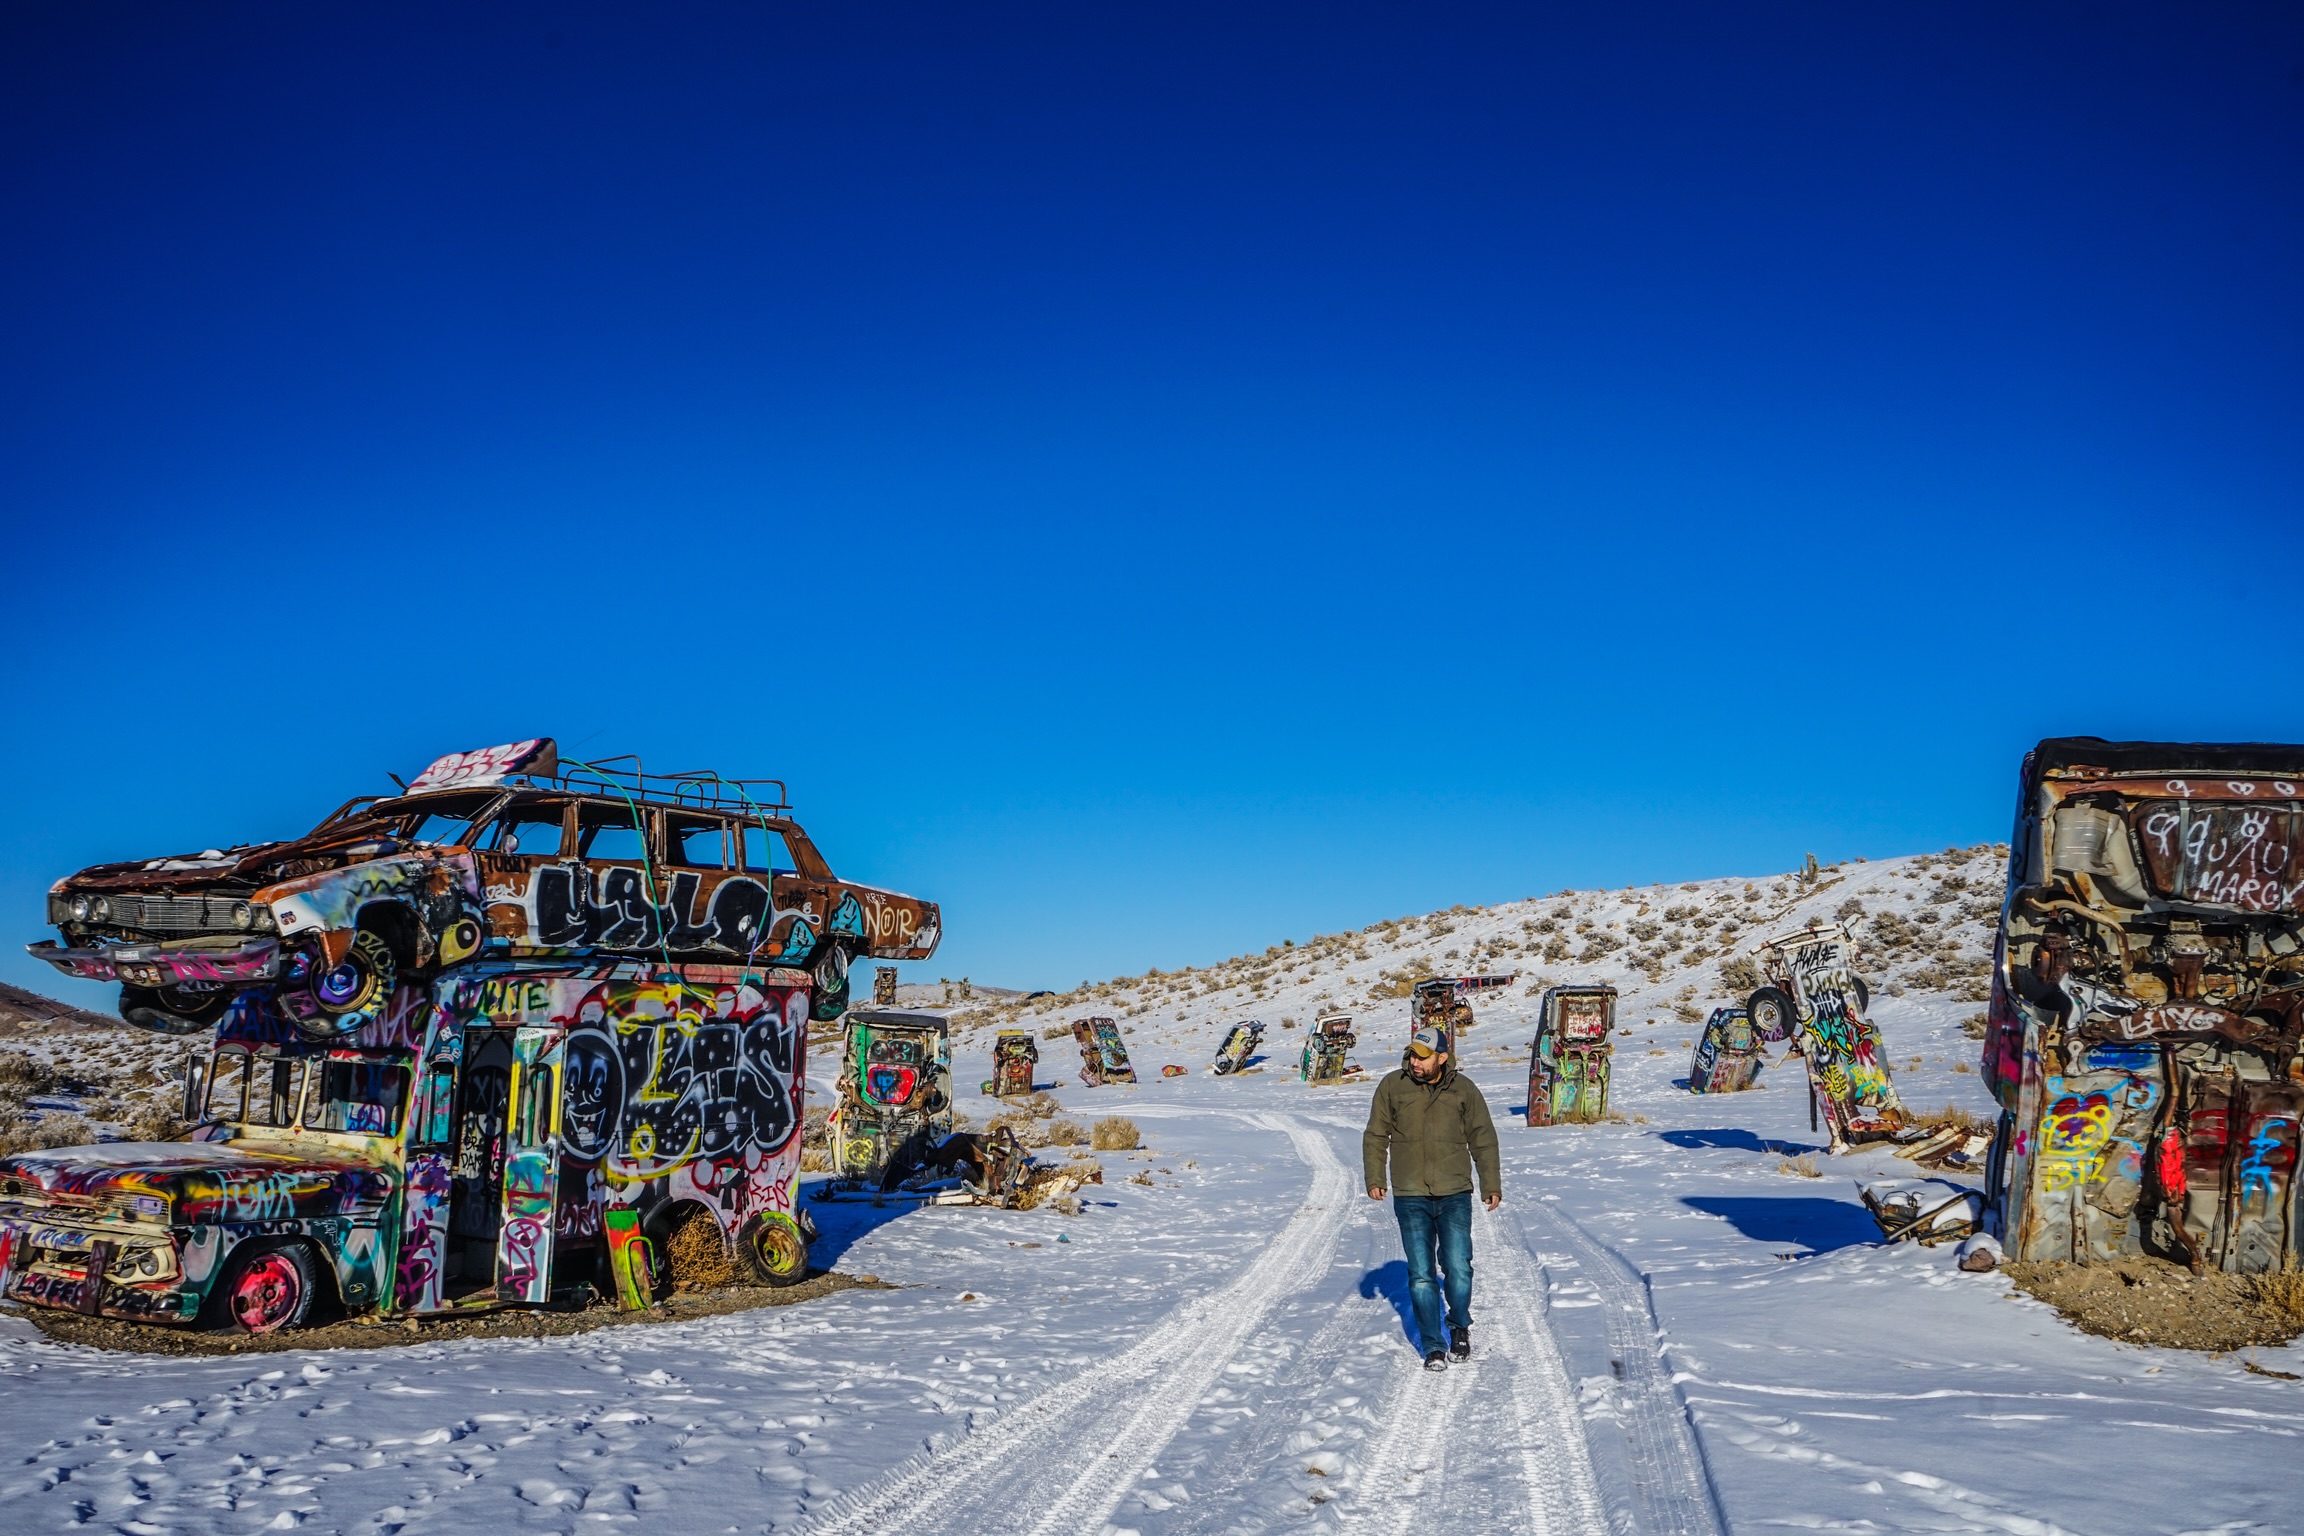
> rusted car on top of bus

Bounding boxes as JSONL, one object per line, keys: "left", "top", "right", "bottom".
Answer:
{"left": 28, "top": 739, "right": 940, "bottom": 1037}
{"left": 1985, "top": 737, "right": 2304, "bottom": 1274}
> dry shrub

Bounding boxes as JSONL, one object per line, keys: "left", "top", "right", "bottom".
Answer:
{"left": 663, "top": 1208, "right": 738, "bottom": 1289}
{"left": 1043, "top": 1118, "right": 1087, "bottom": 1147}
{"left": 2250, "top": 1268, "right": 2304, "bottom": 1324}
{"left": 1091, "top": 1116, "right": 1140, "bottom": 1151}
{"left": 1912, "top": 1101, "right": 1994, "bottom": 1137}
{"left": 802, "top": 1107, "right": 830, "bottom": 1149}
{"left": 0, "top": 1052, "right": 58, "bottom": 1107}
{"left": 120, "top": 1101, "right": 186, "bottom": 1143}
{"left": 1777, "top": 1154, "right": 1822, "bottom": 1178}
{"left": 1719, "top": 956, "right": 1761, "bottom": 994}
{"left": 0, "top": 1114, "right": 96, "bottom": 1157}
{"left": 799, "top": 1148, "right": 831, "bottom": 1172}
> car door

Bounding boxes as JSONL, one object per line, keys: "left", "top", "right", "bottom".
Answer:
{"left": 495, "top": 1027, "right": 564, "bottom": 1303}
{"left": 472, "top": 798, "right": 572, "bottom": 951}
{"left": 572, "top": 799, "right": 660, "bottom": 950}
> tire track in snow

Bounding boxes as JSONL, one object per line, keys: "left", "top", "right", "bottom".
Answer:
{"left": 1344, "top": 1198, "right": 1607, "bottom": 1536}
{"left": 1517, "top": 1195, "right": 1728, "bottom": 1536}
{"left": 805, "top": 1111, "right": 1351, "bottom": 1536}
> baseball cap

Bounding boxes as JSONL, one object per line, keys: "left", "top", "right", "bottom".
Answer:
{"left": 1407, "top": 1025, "right": 1449, "bottom": 1058}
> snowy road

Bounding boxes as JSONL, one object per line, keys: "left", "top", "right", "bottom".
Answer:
{"left": 2, "top": 1006, "right": 2302, "bottom": 1535}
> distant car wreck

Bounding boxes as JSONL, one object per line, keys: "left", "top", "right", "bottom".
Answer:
{"left": 1688, "top": 1006, "right": 1762, "bottom": 1093}
{"left": 1528, "top": 985, "right": 1616, "bottom": 1125}
{"left": 987, "top": 1031, "right": 1038, "bottom": 1097}
{"left": 1411, "top": 975, "right": 1516, "bottom": 1037}
{"left": 1301, "top": 1013, "right": 1359, "bottom": 1084}
{"left": 1986, "top": 738, "right": 2304, "bottom": 1274}
{"left": 826, "top": 1011, "right": 953, "bottom": 1188}
{"left": 1073, "top": 1019, "right": 1136, "bottom": 1085}
{"left": 1212, "top": 1020, "right": 1263, "bottom": 1075}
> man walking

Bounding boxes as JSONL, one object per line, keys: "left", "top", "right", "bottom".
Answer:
{"left": 1363, "top": 1024, "right": 1501, "bottom": 1370}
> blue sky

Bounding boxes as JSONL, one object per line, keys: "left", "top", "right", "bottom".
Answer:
{"left": 3, "top": 2, "right": 2300, "bottom": 1003}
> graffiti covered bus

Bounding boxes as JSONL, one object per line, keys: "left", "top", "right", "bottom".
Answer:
{"left": 0, "top": 960, "right": 813, "bottom": 1332}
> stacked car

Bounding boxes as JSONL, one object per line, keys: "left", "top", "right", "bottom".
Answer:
{"left": 1, "top": 739, "right": 940, "bottom": 1332}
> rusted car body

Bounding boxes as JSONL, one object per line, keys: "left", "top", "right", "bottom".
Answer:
{"left": 1688, "top": 1006, "right": 1762, "bottom": 1094}
{"left": 0, "top": 961, "right": 815, "bottom": 1330}
{"left": 986, "top": 1031, "right": 1038, "bottom": 1097}
{"left": 825, "top": 1010, "right": 953, "bottom": 1185}
{"left": 1073, "top": 1018, "right": 1135, "bottom": 1085}
{"left": 1528, "top": 985, "right": 1616, "bottom": 1125}
{"left": 1748, "top": 923, "right": 1903, "bottom": 1146}
{"left": 30, "top": 740, "right": 940, "bottom": 1037}
{"left": 1410, "top": 974, "right": 1517, "bottom": 1037}
{"left": 1302, "top": 1013, "right": 1358, "bottom": 1084}
{"left": 1986, "top": 738, "right": 2304, "bottom": 1272}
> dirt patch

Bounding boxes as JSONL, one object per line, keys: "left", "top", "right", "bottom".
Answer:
{"left": 8, "top": 1269, "right": 890, "bottom": 1357}
{"left": 2006, "top": 1254, "right": 2304, "bottom": 1352}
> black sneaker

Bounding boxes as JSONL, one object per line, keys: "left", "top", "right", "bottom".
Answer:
{"left": 1422, "top": 1350, "right": 1449, "bottom": 1372}
{"left": 1449, "top": 1326, "right": 1470, "bottom": 1361}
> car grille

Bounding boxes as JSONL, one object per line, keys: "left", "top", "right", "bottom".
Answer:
{"left": 0, "top": 1182, "right": 169, "bottom": 1228}
{"left": 100, "top": 894, "right": 244, "bottom": 933}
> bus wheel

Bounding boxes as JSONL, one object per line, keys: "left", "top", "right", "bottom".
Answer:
{"left": 740, "top": 1212, "right": 810, "bottom": 1288}
{"left": 216, "top": 1243, "right": 316, "bottom": 1334}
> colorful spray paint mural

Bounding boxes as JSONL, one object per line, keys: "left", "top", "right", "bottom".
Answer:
{"left": 986, "top": 1031, "right": 1038, "bottom": 1097}
{"left": 1212, "top": 1020, "right": 1264, "bottom": 1075}
{"left": 1527, "top": 985, "right": 1616, "bottom": 1126}
{"left": 1073, "top": 1018, "right": 1136, "bottom": 1086}
{"left": 28, "top": 739, "right": 940, "bottom": 1036}
{"left": 0, "top": 959, "right": 819, "bottom": 1332}
{"left": 1989, "top": 738, "right": 2304, "bottom": 1273}
{"left": 1688, "top": 1006, "right": 1763, "bottom": 1094}
{"left": 1745, "top": 923, "right": 1903, "bottom": 1148}
{"left": 825, "top": 1010, "right": 953, "bottom": 1187}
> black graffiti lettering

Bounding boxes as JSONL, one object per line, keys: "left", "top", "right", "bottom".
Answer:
{"left": 665, "top": 871, "right": 717, "bottom": 949}
{"left": 707, "top": 879, "right": 770, "bottom": 953}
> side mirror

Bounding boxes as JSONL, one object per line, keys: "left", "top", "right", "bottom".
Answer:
{"left": 181, "top": 1055, "right": 209, "bottom": 1125}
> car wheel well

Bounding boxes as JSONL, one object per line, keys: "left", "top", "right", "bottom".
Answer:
{"left": 355, "top": 903, "right": 421, "bottom": 973}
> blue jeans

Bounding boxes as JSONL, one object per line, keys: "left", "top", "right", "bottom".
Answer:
{"left": 1392, "top": 1192, "right": 1473, "bottom": 1354}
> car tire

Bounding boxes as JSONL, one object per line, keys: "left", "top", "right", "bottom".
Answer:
{"left": 287, "top": 931, "right": 397, "bottom": 1037}
{"left": 211, "top": 1242, "right": 317, "bottom": 1334}
{"left": 810, "top": 945, "right": 851, "bottom": 1023}
{"left": 118, "top": 985, "right": 229, "bottom": 1035}
{"left": 739, "top": 1212, "right": 811, "bottom": 1287}
{"left": 1747, "top": 986, "right": 1800, "bottom": 1043}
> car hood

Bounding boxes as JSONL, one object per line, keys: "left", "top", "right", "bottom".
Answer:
{"left": 51, "top": 816, "right": 419, "bottom": 896}
{"left": 0, "top": 1139, "right": 393, "bottom": 1218}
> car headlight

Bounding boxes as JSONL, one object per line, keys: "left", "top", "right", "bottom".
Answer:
{"left": 247, "top": 903, "right": 277, "bottom": 932}
{"left": 87, "top": 897, "right": 110, "bottom": 923}
{"left": 232, "top": 902, "right": 253, "bottom": 930}
{"left": 68, "top": 894, "right": 93, "bottom": 922}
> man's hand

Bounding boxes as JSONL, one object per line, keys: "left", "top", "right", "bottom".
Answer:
{"left": 1368, "top": 1186, "right": 1386, "bottom": 1201}
{"left": 1483, "top": 1191, "right": 1502, "bottom": 1212}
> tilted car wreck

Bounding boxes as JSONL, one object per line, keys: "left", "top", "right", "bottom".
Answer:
{"left": 1072, "top": 1018, "right": 1135, "bottom": 1086}
{"left": 1746, "top": 922, "right": 1904, "bottom": 1147}
{"left": 1302, "top": 1013, "right": 1359, "bottom": 1084}
{"left": 3, "top": 741, "right": 942, "bottom": 1331}
{"left": 1688, "top": 1006, "right": 1763, "bottom": 1094}
{"left": 30, "top": 739, "right": 939, "bottom": 1037}
{"left": 1986, "top": 738, "right": 2304, "bottom": 1273}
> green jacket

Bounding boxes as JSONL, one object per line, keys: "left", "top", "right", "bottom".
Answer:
{"left": 1362, "top": 1063, "right": 1501, "bottom": 1199}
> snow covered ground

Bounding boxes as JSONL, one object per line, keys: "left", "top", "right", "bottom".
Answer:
{"left": 3, "top": 850, "right": 2302, "bottom": 1534}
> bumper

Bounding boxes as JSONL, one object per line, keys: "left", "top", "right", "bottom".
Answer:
{"left": 0, "top": 1221, "right": 197, "bottom": 1323}
{"left": 26, "top": 937, "right": 281, "bottom": 987}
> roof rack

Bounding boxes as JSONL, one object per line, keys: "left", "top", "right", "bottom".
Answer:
{"left": 529, "top": 754, "right": 793, "bottom": 817}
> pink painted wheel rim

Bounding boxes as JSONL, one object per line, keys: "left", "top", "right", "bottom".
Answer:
{"left": 228, "top": 1252, "right": 303, "bottom": 1333}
